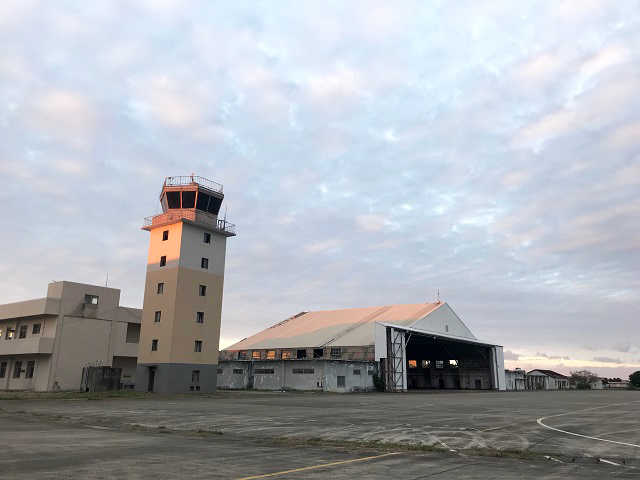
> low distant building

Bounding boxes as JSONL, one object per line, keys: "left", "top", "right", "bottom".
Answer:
{"left": 0, "top": 281, "right": 141, "bottom": 391}
{"left": 606, "top": 380, "right": 630, "bottom": 388}
{"left": 220, "top": 302, "right": 505, "bottom": 393}
{"left": 589, "top": 378, "right": 604, "bottom": 390}
{"left": 526, "top": 369, "right": 569, "bottom": 390}
{"left": 505, "top": 368, "right": 526, "bottom": 390}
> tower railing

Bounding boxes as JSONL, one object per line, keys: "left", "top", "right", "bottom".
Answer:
{"left": 143, "top": 209, "right": 235, "bottom": 234}
{"left": 163, "top": 176, "right": 224, "bottom": 194}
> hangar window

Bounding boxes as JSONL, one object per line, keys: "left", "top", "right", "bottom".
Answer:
{"left": 421, "top": 360, "right": 430, "bottom": 368}
{"left": 337, "top": 376, "right": 346, "bottom": 387}
{"left": 450, "top": 360, "right": 459, "bottom": 369}
{"left": 330, "top": 348, "right": 341, "bottom": 359}
{"left": 408, "top": 360, "right": 417, "bottom": 369}
{"left": 238, "top": 351, "right": 247, "bottom": 360}
{"left": 252, "top": 351, "right": 261, "bottom": 359}
{"left": 266, "top": 350, "right": 275, "bottom": 360}
{"left": 217, "top": 368, "right": 223, "bottom": 374}
{"left": 255, "top": 368, "right": 275, "bottom": 374}
{"left": 353, "top": 369, "right": 361, "bottom": 375}
{"left": 445, "top": 325, "right": 449, "bottom": 332}
{"left": 435, "top": 360, "right": 444, "bottom": 369}
{"left": 233, "top": 369, "right": 243, "bottom": 374}
{"left": 292, "top": 368, "right": 314, "bottom": 374}
{"left": 368, "top": 370, "right": 375, "bottom": 375}
{"left": 313, "top": 348, "right": 323, "bottom": 358}
{"left": 281, "top": 351, "right": 291, "bottom": 359}
{"left": 296, "top": 349, "right": 307, "bottom": 359}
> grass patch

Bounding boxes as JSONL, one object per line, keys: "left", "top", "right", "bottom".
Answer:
{"left": 264, "top": 437, "right": 547, "bottom": 461}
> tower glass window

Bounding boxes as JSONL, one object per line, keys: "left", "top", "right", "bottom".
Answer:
{"left": 201, "top": 258, "right": 209, "bottom": 269}
{"left": 198, "top": 285, "right": 206, "bottom": 296}
{"left": 157, "top": 283, "right": 164, "bottom": 294}
{"left": 19, "top": 325, "right": 27, "bottom": 339}
{"left": 160, "top": 256, "right": 166, "bottom": 267}
{"left": 26, "top": 361, "right": 35, "bottom": 378}
{"left": 0, "top": 362, "right": 6, "bottom": 378}
{"left": 154, "top": 311, "right": 161, "bottom": 323}
{"left": 196, "top": 312, "right": 204, "bottom": 324}
{"left": 203, "top": 232, "right": 211, "bottom": 244}
{"left": 192, "top": 370, "right": 200, "bottom": 383}
{"left": 32, "top": 324, "right": 41, "bottom": 335}
{"left": 13, "top": 361, "right": 22, "bottom": 378}
{"left": 151, "top": 339, "right": 158, "bottom": 351}
{"left": 162, "top": 230, "right": 169, "bottom": 241}
{"left": 194, "top": 340, "right": 202, "bottom": 352}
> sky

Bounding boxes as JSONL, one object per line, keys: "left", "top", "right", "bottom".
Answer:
{"left": 1, "top": 1, "right": 639, "bottom": 379}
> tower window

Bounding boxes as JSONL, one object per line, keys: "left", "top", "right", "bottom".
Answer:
{"left": 151, "top": 339, "right": 158, "bottom": 351}
{"left": 157, "top": 283, "right": 164, "bottom": 294}
{"left": 32, "top": 324, "right": 41, "bottom": 335}
{"left": 154, "top": 311, "right": 161, "bottom": 323}
{"left": 26, "top": 361, "right": 35, "bottom": 379}
{"left": 201, "top": 257, "right": 209, "bottom": 269}
{"left": 198, "top": 285, "right": 206, "bottom": 296}
{"left": 0, "top": 362, "right": 6, "bottom": 378}
{"left": 84, "top": 294, "right": 99, "bottom": 305}
{"left": 162, "top": 230, "right": 169, "bottom": 241}
{"left": 192, "top": 370, "right": 200, "bottom": 383}
{"left": 13, "top": 361, "right": 22, "bottom": 378}
{"left": 194, "top": 340, "right": 202, "bottom": 352}
{"left": 19, "top": 325, "right": 28, "bottom": 339}
{"left": 196, "top": 312, "right": 204, "bottom": 324}
{"left": 160, "top": 256, "right": 166, "bottom": 267}
{"left": 203, "top": 232, "right": 211, "bottom": 244}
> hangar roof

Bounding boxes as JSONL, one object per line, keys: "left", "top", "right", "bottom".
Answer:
{"left": 225, "top": 302, "right": 444, "bottom": 350}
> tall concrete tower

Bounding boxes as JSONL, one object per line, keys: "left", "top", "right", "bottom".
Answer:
{"left": 136, "top": 176, "right": 235, "bottom": 393}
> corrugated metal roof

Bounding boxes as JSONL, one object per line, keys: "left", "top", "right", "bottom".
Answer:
{"left": 225, "top": 302, "right": 444, "bottom": 350}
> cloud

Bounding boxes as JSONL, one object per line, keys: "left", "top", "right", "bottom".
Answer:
{"left": 536, "top": 352, "right": 571, "bottom": 360}
{"left": 612, "top": 341, "right": 631, "bottom": 353}
{"left": 503, "top": 350, "right": 520, "bottom": 361}
{"left": 592, "top": 357, "right": 624, "bottom": 364}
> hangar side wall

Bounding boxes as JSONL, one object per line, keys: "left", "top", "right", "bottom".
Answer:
{"left": 218, "top": 360, "right": 378, "bottom": 393}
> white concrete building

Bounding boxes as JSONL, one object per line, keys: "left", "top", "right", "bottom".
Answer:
{"left": 525, "top": 369, "right": 569, "bottom": 390}
{"left": 505, "top": 368, "right": 526, "bottom": 390}
{"left": 0, "top": 281, "right": 141, "bottom": 391}
{"left": 221, "top": 302, "right": 505, "bottom": 392}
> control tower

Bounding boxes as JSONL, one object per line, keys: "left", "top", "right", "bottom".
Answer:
{"left": 136, "top": 176, "right": 235, "bottom": 394}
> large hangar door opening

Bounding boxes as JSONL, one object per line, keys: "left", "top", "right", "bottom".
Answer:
{"left": 405, "top": 335, "right": 493, "bottom": 390}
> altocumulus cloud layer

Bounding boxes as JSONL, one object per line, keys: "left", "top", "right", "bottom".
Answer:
{"left": 1, "top": 1, "right": 639, "bottom": 376}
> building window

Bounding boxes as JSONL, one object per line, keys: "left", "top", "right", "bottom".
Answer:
{"left": 198, "top": 285, "right": 206, "bottom": 296}
{"left": 254, "top": 368, "right": 275, "bottom": 374}
{"left": 196, "top": 311, "right": 204, "bottom": 324}
{"left": 201, "top": 257, "right": 209, "bottom": 269}
{"left": 13, "top": 361, "right": 22, "bottom": 378}
{"left": 217, "top": 368, "right": 223, "bottom": 374}
{"left": 154, "top": 311, "right": 161, "bottom": 323}
{"left": 252, "top": 351, "right": 261, "bottom": 360}
{"left": 32, "top": 324, "right": 41, "bottom": 335}
{"left": 162, "top": 230, "right": 169, "bottom": 241}
{"left": 337, "top": 375, "right": 346, "bottom": 387}
{"left": 160, "top": 256, "right": 167, "bottom": 267}
{"left": 445, "top": 325, "right": 449, "bottom": 332}
{"left": 368, "top": 370, "right": 375, "bottom": 375}
{"left": 26, "top": 361, "right": 35, "bottom": 379}
{"left": 435, "top": 360, "right": 444, "bottom": 369}
{"left": 450, "top": 360, "right": 459, "bottom": 369}
{"left": 281, "top": 351, "right": 291, "bottom": 359}
{"left": 238, "top": 351, "right": 247, "bottom": 360}
{"left": 0, "top": 362, "right": 6, "bottom": 378}
{"left": 194, "top": 340, "right": 202, "bottom": 352}
{"left": 233, "top": 368, "right": 244, "bottom": 374}
{"left": 421, "top": 360, "right": 430, "bottom": 368}
{"left": 292, "top": 368, "right": 314, "bottom": 374}
{"left": 296, "top": 349, "right": 307, "bottom": 359}
{"left": 204, "top": 232, "right": 211, "bottom": 244}
{"left": 151, "top": 339, "right": 158, "bottom": 351}
{"left": 266, "top": 350, "right": 275, "bottom": 360}
{"left": 408, "top": 360, "right": 417, "bottom": 368}
{"left": 353, "top": 369, "right": 361, "bottom": 375}
{"left": 313, "top": 348, "right": 323, "bottom": 358}
{"left": 192, "top": 370, "right": 200, "bottom": 383}
{"left": 19, "top": 325, "right": 28, "bottom": 339}
{"left": 84, "top": 294, "right": 99, "bottom": 305}
{"left": 5, "top": 328, "right": 14, "bottom": 340}
{"left": 330, "top": 348, "right": 341, "bottom": 359}
{"left": 157, "top": 283, "right": 164, "bottom": 294}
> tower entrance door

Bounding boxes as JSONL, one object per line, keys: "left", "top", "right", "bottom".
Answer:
{"left": 147, "top": 367, "right": 156, "bottom": 392}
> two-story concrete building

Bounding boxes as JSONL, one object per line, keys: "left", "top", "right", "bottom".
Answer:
{"left": 0, "top": 281, "right": 141, "bottom": 391}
